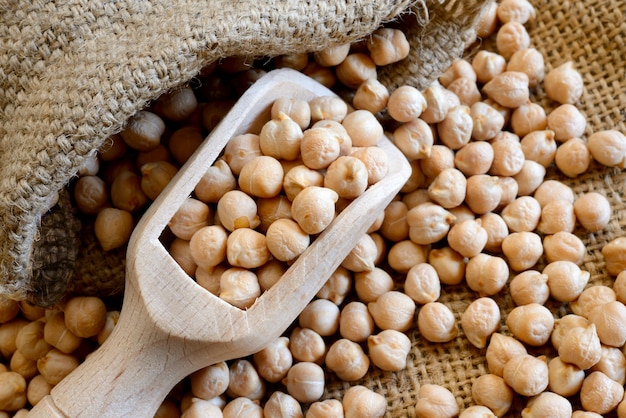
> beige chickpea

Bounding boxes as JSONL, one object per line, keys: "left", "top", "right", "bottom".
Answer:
{"left": 522, "top": 391, "right": 572, "bottom": 418}
{"left": 168, "top": 125, "right": 204, "bottom": 165}
{"left": 544, "top": 61, "right": 584, "bottom": 105}
{"left": 226, "top": 228, "right": 270, "bottom": 269}
{"left": 501, "top": 196, "right": 542, "bottom": 232}
{"left": 589, "top": 344, "right": 626, "bottom": 385}
{"left": 281, "top": 166, "right": 322, "bottom": 202}
{"left": 222, "top": 133, "right": 262, "bottom": 176}
{"left": 354, "top": 267, "right": 394, "bottom": 303}
{"left": 324, "top": 156, "right": 368, "bottom": 199}
{"left": 265, "top": 218, "right": 309, "bottom": 263}
{"left": 64, "top": 296, "right": 107, "bottom": 339}
{"left": 368, "top": 291, "right": 415, "bottom": 332}
{"left": 367, "top": 329, "right": 411, "bottom": 372}
{"left": 341, "top": 233, "right": 378, "bottom": 273}
{"left": 263, "top": 391, "right": 303, "bottom": 418}
{"left": 465, "top": 253, "right": 509, "bottom": 297}
{"left": 283, "top": 362, "right": 325, "bottom": 404}
{"left": 520, "top": 130, "right": 557, "bottom": 168}
{"left": 543, "top": 260, "right": 590, "bottom": 302}
{"left": 289, "top": 327, "right": 326, "bottom": 364}
{"left": 325, "top": 338, "right": 370, "bottom": 381}
{"left": 189, "top": 225, "right": 228, "bottom": 269}
{"left": 120, "top": 110, "right": 165, "bottom": 151}
{"left": 402, "top": 188, "right": 432, "bottom": 209}
{"left": 169, "top": 238, "right": 197, "bottom": 277}
{"left": 459, "top": 406, "right": 497, "bottom": 418}
{"left": 510, "top": 270, "right": 549, "bottom": 306}
{"left": 404, "top": 263, "right": 441, "bottom": 305}
{"left": 440, "top": 59, "right": 477, "bottom": 87}
{"left": 449, "top": 204, "right": 475, "bottom": 225}
{"left": 543, "top": 231, "right": 585, "bottom": 265}
{"left": 461, "top": 297, "right": 500, "bottom": 349}
{"left": 37, "top": 349, "right": 80, "bottom": 385}
{"left": 350, "top": 146, "right": 389, "bottom": 186}
{"left": 476, "top": 0, "right": 498, "bottom": 37}
{"left": 10, "top": 350, "right": 37, "bottom": 380}
{"left": 551, "top": 314, "right": 590, "bottom": 351}
{"left": 485, "top": 333, "right": 527, "bottom": 377}
{"left": 387, "top": 240, "right": 429, "bottom": 274}
{"left": 387, "top": 85, "right": 427, "bottom": 123}
{"left": 497, "top": 0, "right": 536, "bottom": 23}
{"left": 309, "top": 96, "right": 348, "bottom": 123}
{"left": 587, "top": 130, "right": 626, "bottom": 168}
{"left": 415, "top": 384, "right": 459, "bottom": 418}
{"left": 420, "top": 144, "right": 455, "bottom": 179}
{"left": 343, "top": 110, "right": 384, "bottom": 148}
{"left": 417, "top": 301, "right": 458, "bottom": 343}
{"left": 447, "top": 218, "right": 488, "bottom": 258}
{"left": 260, "top": 113, "right": 304, "bottom": 161}
{"left": 217, "top": 190, "right": 260, "bottom": 231}
{"left": 299, "top": 299, "right": 340, "bottom": 337}
{"left": 252, "top": 337, "right": 292, "bottom": 384}
{"left": 454, "top": 141, "right": 494, "bottom": 177}
{"left": 169, "top": 197, "right": 210, "bottom": 239}
{"left": 615, "top": 271, "right": 626, "bottom": 303}
{"left": 271, "top": 97, "right": 311, "bottom": 130}
{"left": 472, "top": 374, "right": 515, "bottom": 417}
{"left": 536, "top": 199, "right": 576, "bottom": 235}
{"left": 379, "top": 201, "right": 409, "bottom": 242}
{"left": 238, "top": 156, "right": 283, "bottom": 198}
{"left": 94, "top": 207, "right": 134, "bottom": 251}
{"left": 195, "top": 264, "right": 225, "bottom": 294}
{"left": 138, "top": 161, "right": 178, "bottom": 202}
{"left": 227, "top": 359, "right": 264, "bottom": 401}
{"left": 483, "top": 71, "right": 529, "bottom": 108}
{"left": 510, "top": 101, "right": 547, "bottom": 137}
{"left": 548, "top": 356, "right": 585, "bottom": 397}
{"left": 27, "top": 374, "right": 53, "bottom": 407}
{"left": 555, "top": 137, "right": 591, "bottom": 177}
{"left": 547, "top": 104, "right": 587, "bottom": 141}
{"left": 306, "top": 399, "right": 344, "bottom": 418}
{"left": 419, "top": 83, "right": 449, "bottom": 124}
{"left": 190, "top": 361, "right": 229, "bottom": 400}
{"left": 316, "top": 266, "right": 352, "bottom": 305}
{"left": 219, "top": 268, "right": 261, "bottom": 309}
{"left": 447, "top": 77, "right": 482, "bottom": 107}
{"left": 472, "top": 50, "right": 506, "bottom": 84}
{"left": 464, "top": 175, "right": 501, "bottom": 215}
{"left": 470, "top": 101, "right": 505, "bottom": 141}
{"left": 342, "top": 385, "right": 386, "bottom": 418}
{"left": 311, "top": 119, "right": 353, "bottom": 156}
{"left": 73, "top": 175, "right": 109, "bottom": 215}
{"left": 43, "top": 312, "right": 82, "bottom": 354}
{"left": 513, "top": 160, "right": 545, "bottom": 196}
{"left": 495, "top": 176, "right": 518, "bottom": 212}
{"left": 181, "top": 398, "right": 223, "bottom": 418}
{"left": 480, "top": 212, "right": 509, "bottom": 253}
{"left": 155, "top": 87, "right": 197, "bottom": 122}
{"left": 580, "top": 371, "right": 624, "bottom": 414}
{"left": 393, "top": 118, "right": 434, "bottom": 160}
{"left": 574, "top": 192, "right": 612, "bottom": 232}
{"left": 496, "top": 21, "right": 530, "bottom": 59}
{"left": 534, "top": 180, "right": 575, "bottom": 207}
{"left": 428, "top": 246, "right": 466, "bottom": 286}
{"left": 507, "top": 48, "right": 545, "bottom": 88}
{"left": 406, "top": 202, "right": 455, "bottom": 245}
{"left": 339, "top": 301, "right": 375, "bottom": 343}
{"left": 603, "top": 237, "right": 626, "bottom": 276}
{"left": 0, "top": 371, "right": 27, "bottom": 411}
{"left": 353, "top": 78, "right": 389, "bottom": 114}
{"left": 335, "top": 53, "right": 377, "bottom": 89}
{"left": 507, "top": 303, "right": 554, "bottom": 346}
{"left": 503, "top": 354, "right": 549, "bottom": 397}
{"left": 110, "top": 170, "right": 149, "bottom": 213}
{"left": 313, "top": 43, "right": 350, "bottom": 66}
{"left": 428, "top": 168, "right": 467, "bottom": 209}
{"left": 558, "top": 322, "right": 602, "bottom": 369}
{"left": 588, "top": 301, "right": 626, "bottom": 347}
{"left": 437, "top": 105, "right": 473, "bottom": 150}
{"left": 223, "top": 397, "right": 263, "bottom": 418}
{"left": 366, "top": 28, "right": 410, "bottom": 65}
{"left": 489, "top": 135, "right": 525, "bottom": 176}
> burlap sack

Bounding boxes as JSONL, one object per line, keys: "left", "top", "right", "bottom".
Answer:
{"left": 0, "top": 0, "right": 492, "bottom": 304}
{"left": 325, "top": 0, "right": 626, "bottom": 415}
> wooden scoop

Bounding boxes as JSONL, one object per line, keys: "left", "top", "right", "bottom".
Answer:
{"left": 29, "top": 68, "right": 411, "bottom": 417}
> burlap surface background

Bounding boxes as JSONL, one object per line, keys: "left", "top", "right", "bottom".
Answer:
{"left": 0, "top": 0, "right": 493, "bottom": 304}
{"left": 325, "top": 0, "right": 626, "bottom": 416}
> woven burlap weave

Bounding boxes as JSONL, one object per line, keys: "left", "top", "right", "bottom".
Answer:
{"left": 0, "top": 0, "right": 490, "bottom": 304}
{"left": 325, "top": 0, "right": 626, "bottom": 415}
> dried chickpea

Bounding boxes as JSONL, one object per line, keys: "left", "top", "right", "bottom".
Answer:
{"left": 447, "top": 218, "right": 488, "bottom": 258}
{"left": 139, "top": 160, "right": 178, "bottom": 201}
{"left": 547, "top": 104, "right": 586, "bottom": 141}
{"left": 252, "top": 337, "right": 292, "bottom": 384}
{"left": 367, "top": 329, "right": 411, "bottom": 372}
{"left": 168, "top": 125, "right": 204, "bottom": 165}
{"left": 580, "top": 371, "right": 624, "bottom": 414}
{"left": 571, "top": 285, "right": 616, "bottom": 318}
{"left": 10, "top": 350, "right": 37, "bottom": 380}
{"left": 589, "top": 344, "right": 626, "bottom": 385}
{"left": 470, "top": 101, "right": 505, "bottom": 141}
{"left": 342, "top": 234, "right": 378, "bottom": 273}
{"left": 483, "top": 71, "right": 529, "bottom": 108}
{"left": 271, "top": 97, "right": 311, "bottom": 130}
{"left": 428, "top": 167, "right": 467, "bottom": 209}
{"left": 259, "top": 113, "right": 304, "bottom": 161}
{"left": 350, "top": 146, "right": 389, "bottom": 185}
{"left": 219, "top": 268, "right": 260, "bottom": 309}
{"left": 510, "top": 270, "right": 549, "bottom": 306}
{"left": 574, "top": 192, "right": 612, "bottom": 232}
{"left": 339, "top": 301, "right": 375, "bottom": 343}
{"left": 551, "top": 314, "right": 590, "bottom": 351}
{"left": 387, "top": 85, "right": 427, "bottom": 123}
{"left": 169, "top": 238, "right": 197, "bottom": 277}
{"left": 238, "top": 155, "right": 284, "bottom": 198}
{"left": 120, "top": 110, "right": 165, "bottom": 151}
{"left": 97, "top": 310, "right": 119, "bottom": 345}
{"left": 281, "top": 165, "right": 322, "bottom": 202}
{"left": 217, "top": 190, "right": 260, "bottom": 231}
{"left": 415, "top": 384, "right": 459, "bottom": 418}
{"left": 352, "top": 78, "right": 389, "bottom": 114}
{"left": 37, "top": 349, "right": 80, "bottom": 385}
{"left": 510, "top": 101, "right": 547, "bottom": 137}
{"left": 503, "top": 354, "right": 549, "bottom": 397}
{"left": 226, "top": 228, "right": 270, "bottom": 269}
{"left": 437, "top": 105, "right": 473, "bottom": 150}
{"left": 94, "top": 207, "right": 134, "bottom": 251}
{"left": 485, "top": 333, "right": 528, "bottom": 377}
{"left": 465, "top": 253, "right": 509, "bottom": 297}
{"left": 454, "top": 141, "right": 494, "bottom": 177}
{"left": 325, "top": 338, "right": 370, "bottom": 381}
{"left": 378, "top": 201, "right": 408, "bottom": 242}
{"left": 354, "top": 267, "right": 395, "bottom": 303}
{"left": 64, "top": 296, "right": 107, "bottom": 339}
{"left": 302, "top": 61, "right": 337, "bottom": 89}
{"left": 386, "top": 240, "right": 428, "bottom": 274}
{"left": 587, "top": 130, "right": 626, "bottom": 168}
{"left": 548, "top": 356, "right": 585, "bottom": 397}
{"left": 472, "top": 374, "right": 515, "bottom": 417}
{"left": 227, "top": 359, "right": 264, "bottom": 401}
{"left": 289, "top": 327, "right": 326, "bottom": 364}
{"left": 428, "top": 246, "right": 466, "bottom": 286}
{"left": 507, "top": 303, "right": 554, "bottom": 346}
{"left": 404, "top": 263, "right": 441, "bottom": 305}
{"left": 73, "top": 175, "right": 109, "bottom": 215}
{"left": 368, "top": 291, "right": 415, "bottom": 332}
{"left": 188, "top": 225, "right": 228, "bottom": 269}
{"left": 43, "top": 312, "right": 82, "bottom": 354}
{"left": 522, "top": 392, "right": 572, "bottom": 418}
{"left": 282, "top": 362, "right": 325, "bottom": 404}
{"left": 367, "top": 28, "right": 410, "bottom": 66}
{"left": 615, "top": 271, "right": 626, "bottom": 303}
{"left": 476, "top": 0, "right": 498, "bottom": 37}
{"left": 461, "top": 297, "right": 500, "bottom": 349}
{"left": 223, "top": 397, "right": 263, "bottom": 418}
{"left": 393, "top": 118, "right": 434, "bottom": 160}
{"left": 519, "top": 130, "right": 556, "bottom": 168}
{"left": 420, "top": 144, "right": 455, "bottom": 178}
{"left": 324, "top": 156, "right": 368, "bottom": 199}
{"left": 447, "top": 77, "right": 482, "bottom": 107}
{"left": 471, "top": 50, "right": 506, "bottom": 84}
{"left": 506, "top": 48, "right": 545, "bottom": 88}
{"left": 536, "top": 199, "right": 576, "bottom": 235}
{"left": 342, "top": 385, "right": 386, "bottom": 418}
{"left": 555, "top": 137, "right": 591, "bottom": 177}
{"left": 501, "top": 196, "right": 541, "bottom": 232}
{"left": 588, "top": 301, "right": 626, "bottom": 347}
{"left": 464, "top": 174, "right": 501, "bottom": 215}
{"left": 313, "top": 43, "right": 350, "bottom": 67}
{"left": 417, "top": 301, "right": 458, "bottom": 343}
{"left": 460, "top": 406, "right": 496, "bottom": 418}
{"left": 533, "top": 180, "right": 575, "bottom": 207}
{"left": 489, "top": 135, "right": 525, "bottom": 176}
{"left": 558, "top": 323, "right": 602, "bottom": 369}
{"left": 497, "top": 0, "right": 536, "bottom": 23}
{"left": 496, "top": 21, "right": 530, "bottom": 59}
{"left": 27, "top": 374, "right": 53, "bottom": 407}
{"left": 181, "top": 399, "right": 222, "bottom": 418}
{"left": 495, "top": 177, "right": 518, "bottom": 212}
{"left": 317, "top": 266, "right": 352, "bottom": 305}
{"left": 298, "top": 299, "right": 340, "bottom": 337}
{"left": 0, "top": 371, "right": 27, "bottom": 411}
{"left": 543, "top": 260, "right": 589, "bottom": 302}
{"left": 603, "top": 237, "right": 626, "bottom": 276}
{"left": 222, "top": 133, "right": 262, "bottom": 176}
{"left": 306, "top": 399, "right": 344, "bottom": 418}
{"left": 309, "top": 96, "right": 348, "bottom": 123}
{"left": 502, "top": 231, "right": 543, "bottom": 272}
{"left": 513, "top": 160, "right": 545, "bottom": 196}
{"left": 440, "top": 59, "right": 477, "bottom": 87}
{"left": 480, "top": 212, "right": 509, "bottom": 253}
{"left": 169, "top": 197, "right": 210, "bottom": 239}
{"left": 263, "top": 391, "right": 303, "bottom": 418}
{"left": 335, "top": 53, "right": 377, "bottom": 89}
{"left": 544, "top": 61, "right": 584, "bottom": 105}
{"left": 406, "top": 202, "right": 455, "bottom": 245}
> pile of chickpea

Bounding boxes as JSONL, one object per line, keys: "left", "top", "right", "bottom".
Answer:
{"left": 2, "top": 0, "right": 626, "bottom": 416}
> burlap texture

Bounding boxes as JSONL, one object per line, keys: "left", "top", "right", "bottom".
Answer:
{"left": 325, "top": 0, "right": 626, "bottom": 415}
{"left": 0, "top": 0, "right": 494, "bottom": 303}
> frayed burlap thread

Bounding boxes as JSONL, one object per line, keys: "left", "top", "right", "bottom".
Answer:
{"left": 325, "top": 0, "right": 626, "bottom": 416}
{"left": 0, "top": 0, "right": 416, "bottom": 301}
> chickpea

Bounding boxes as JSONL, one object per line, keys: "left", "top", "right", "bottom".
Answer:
{"left": 309, "top": 96, "right": 348, "bottom": 123}
{"left": 574, "top": 192, "right": 612, "bottom": 232}
{"left": 393, "top": 118, "right": 434, "bottom": 160}
{"left": 189, "top": 225, "right": 228, "bottom": 269}
{"left": 302, "top": 61, "right": 337, "bottom": 89}
{"left": 226, "top": 228, "right": 270, "bottom": 269}
{"left": 428, "top": 168, "right": 467, "bottom": 209}
{"left": 220, "top": 268, "right": 260, "bottom": 309}
{"left": 350, "top": 146, "right": 389, "bottom": 186}
{"left": 544, "top": 61, "right": 584, "bottom": 105}
{"left": 548, "top": 356, "right": 585, "bottom": 397}
{"left": 289, "top": 327, "right": 326, "bottom": 364}
{"left": 252, "top": 337, "right": 292, "bottom": 384}
{"left": 366, "top": 329, "right": 411, "bottom": 372}
{"left": 507, "top": 48, "right": 545, "bottom": 88}
{"left": 181, "top": 399, "right": 222, "bottom": 418}
{"left": 461, "top": 297, "right": 500, "bottom": 349}
{"left": 509, "top": 270, "right": 549, "bottom": 306}
{"left": 342, "top": 385, "right": 386, "bottom": 418}
{"left": 522, "top": 391, "right": 572, "bottom": 418}
{"left": 501, "top": 196, "right": 542, "bottom": 232}
{"left": 454, "top": 141, "right": 494, "bottom": 177}
{"left": 447, "top": 77, "right": 482, "bottom": 107}
{"left": 485, "top": 333, "right": 528, "bottom": 377}
{"left": 271, "top": 97, "right": 311, "bottom": 130}
{"left": 306, "top": 399, "right": 344, "bottom": 418}
{"left": 507, "top": 303, "right": 554, "bottom": 346}
{"left": 74, "top": 175, "right": 109, "bottom": 215}
{"left": 298, "top": 299, "right": 340, "bottom": 338}
{"left": 497, "top": 0, "right": 536, "bottom": 24}
{"left": 464, "top": 174, "right": 501, "bottom": 215}
{"left": 169, "top": 197, "right": 210, "bottom": 240}
{"left": 428, "top": 246, "right": 466, "bottom": 286}
{"left": 325, "top": 338, "right": 370, "bottom": 381}
{"left": 352, "top": 78, "right": 389, "bottom": 114}
{"left": 260, "top": 113, "right": 304, "bottom": 161}
{"left": 440, "top": 59, "right": 477, "bottom": 87}
{"left": 366, "top": 28, "right": 410, "bottom": 66}
{"left": 513, "top": 160, "right": 545, "bottom": 196}
{"left": 489, "top": 135, "right": 525, "bottom": 176}
{"left": 0, "top": 371, "right": 27, "bottom": 411}
{"left": 313, "top": 43, "right": 350, "bottom": 67}
{"left": 316, "top": 266, "right": 352, "bottom": 305}
{"left": 580, "top": 371, "right": 624, "bottom": 414}
{"left": 226, "top": 359, "right": 264, "bottom": 401}
{"left": 120, "top": 110, "right": 165, "bottom": 151}
{"left": 168, "top": 125, "right": 204, "bottom": 165}
{"left": 99, "top": 133, "right": 128, "bottom": 161}
{"left": 480, "top": 212, "right": 509, "bottom": 254}
{"left": 471, "top": 50, "right": 506, "bottom": 84}
{"left": 324, "top": 156, "right": 368, "bottom": 199}
{"left": 470, "top": 101, "right": 505, "bottom": 141}
{"left": 336, "top": 53, "right": 377, "bottom": 89}
{"left": 354, "top": 267, "right": 395, "bottom": 303}
{"left": 472, "top": 374, "right": 515, "bottom": 417}
{"left": 587, "top": 129, "right": 626, "bottom": 168}
{"left": 169, "top": 238, "right": 197, "bottom": 277}
{"left": 10, "top": 350, "right": 37, "bottom": 380}
{"left": 140, "top": 160, "right": 179, "bottom": 201}
{"left": 27, "top": 374, "right": 53, "bottom": 407}
{"left": 503, "top": 354, "right": 549, "bottom": 397}
{"left": 447, "top": 218, "right": 488, "bottom": 258}
{"left": 368, "top": 291, "right": 415, "bottom": 332}
{"left": 555, "top": 137, "right": 591, "bottom": 177}
{"left": 420, "top": 144, "right": 455, "bottom": 179}
{"left": 223, "top": 397, "right": 263, "bottom": 418}
{"left": 404, "top": 263, "right": 441, "bottom": 305}
{"left": 571, "top": 285, "right": 616, "bottom": 318}
{"left": 615, "top": 271, "right": 626, "bottom": 303}
{"left": 386, "top": 240, "right": 428, "bottom": 274}
{"left": 476, "top": 0, "right": 498, "bottom": 37}
{"left": 386, "top": 85, "right": 426, "bottom": 123}
{"left": 502, "top": 231, "right": 543, "bottom": 272}
{"left": 496, "top": 176, "right": 519, "bottom": 210}
{"left": 558, "top": 323, "right": 602, "bottom": 369}
{"left": 533, "top": 180, "right": 575, "bottom": 207}
{"left": 342, "top": 233, "right": 378, "bottom": 273}
{"left": 415, "top": 384, "right": 459, "bottom": 418}
{"left": 94, "top": 207, "right": 134, "bottom": 251}
{"left": 417, "top": 302, "right": 458, "bottom": 343}
{"left": 465, "top": 253, "right": 509, "bottom": 297}
{"left": 437, "top": 105, "right": 473, "bottom": 150}
{"left": 543, "top": 260, "right": 590, "bottom": 302}
{"left": 238, "top": 155, "right": 284, "bottom": 198}
{"left": 459, "top": 406, "right": 496, "bottom": 418}
{"left": 496, "top": 21, "right": 531, "bottom": 59}
{"left": 44, "top": 311, "right": 82, "bottom": 354}
{"left": 222, "top": 133, "right": 262, "bottom": 176}
{"left": 282, "top": 362, "right": 325, "bottom": 403}
{"left": 551, "top": 314, "right": 590, "bottom": 351}
{"left": 588, "top": 301, "right": 626, "bottom": 347}
{"left": 603, "top": 237, "right": 626, "bottom": 276}
{"left": 510, "top": 101, "right": 547, "bottom": 137}
{"left": 520, "top": 130, "right": 557, "bottom": 168}
{"left": 37, "top": 348, "right": 79, "bottom": 385}
{"left": 263, "top": 391, "right": 303, "bottom": 418}
{"left": 405, "top": 202, "right": 455, "bottom": 245}
{"left": 589, "top": 344, "right": 626, "bottom": 385}
{"left": 63, "top": 296, "right": 107, "bottom": 339}
{"left": 217, "top": 190, "right": 260, "bottom": 231}
{"left": 339, "top": 301, "right": 375, "bottom": 343}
